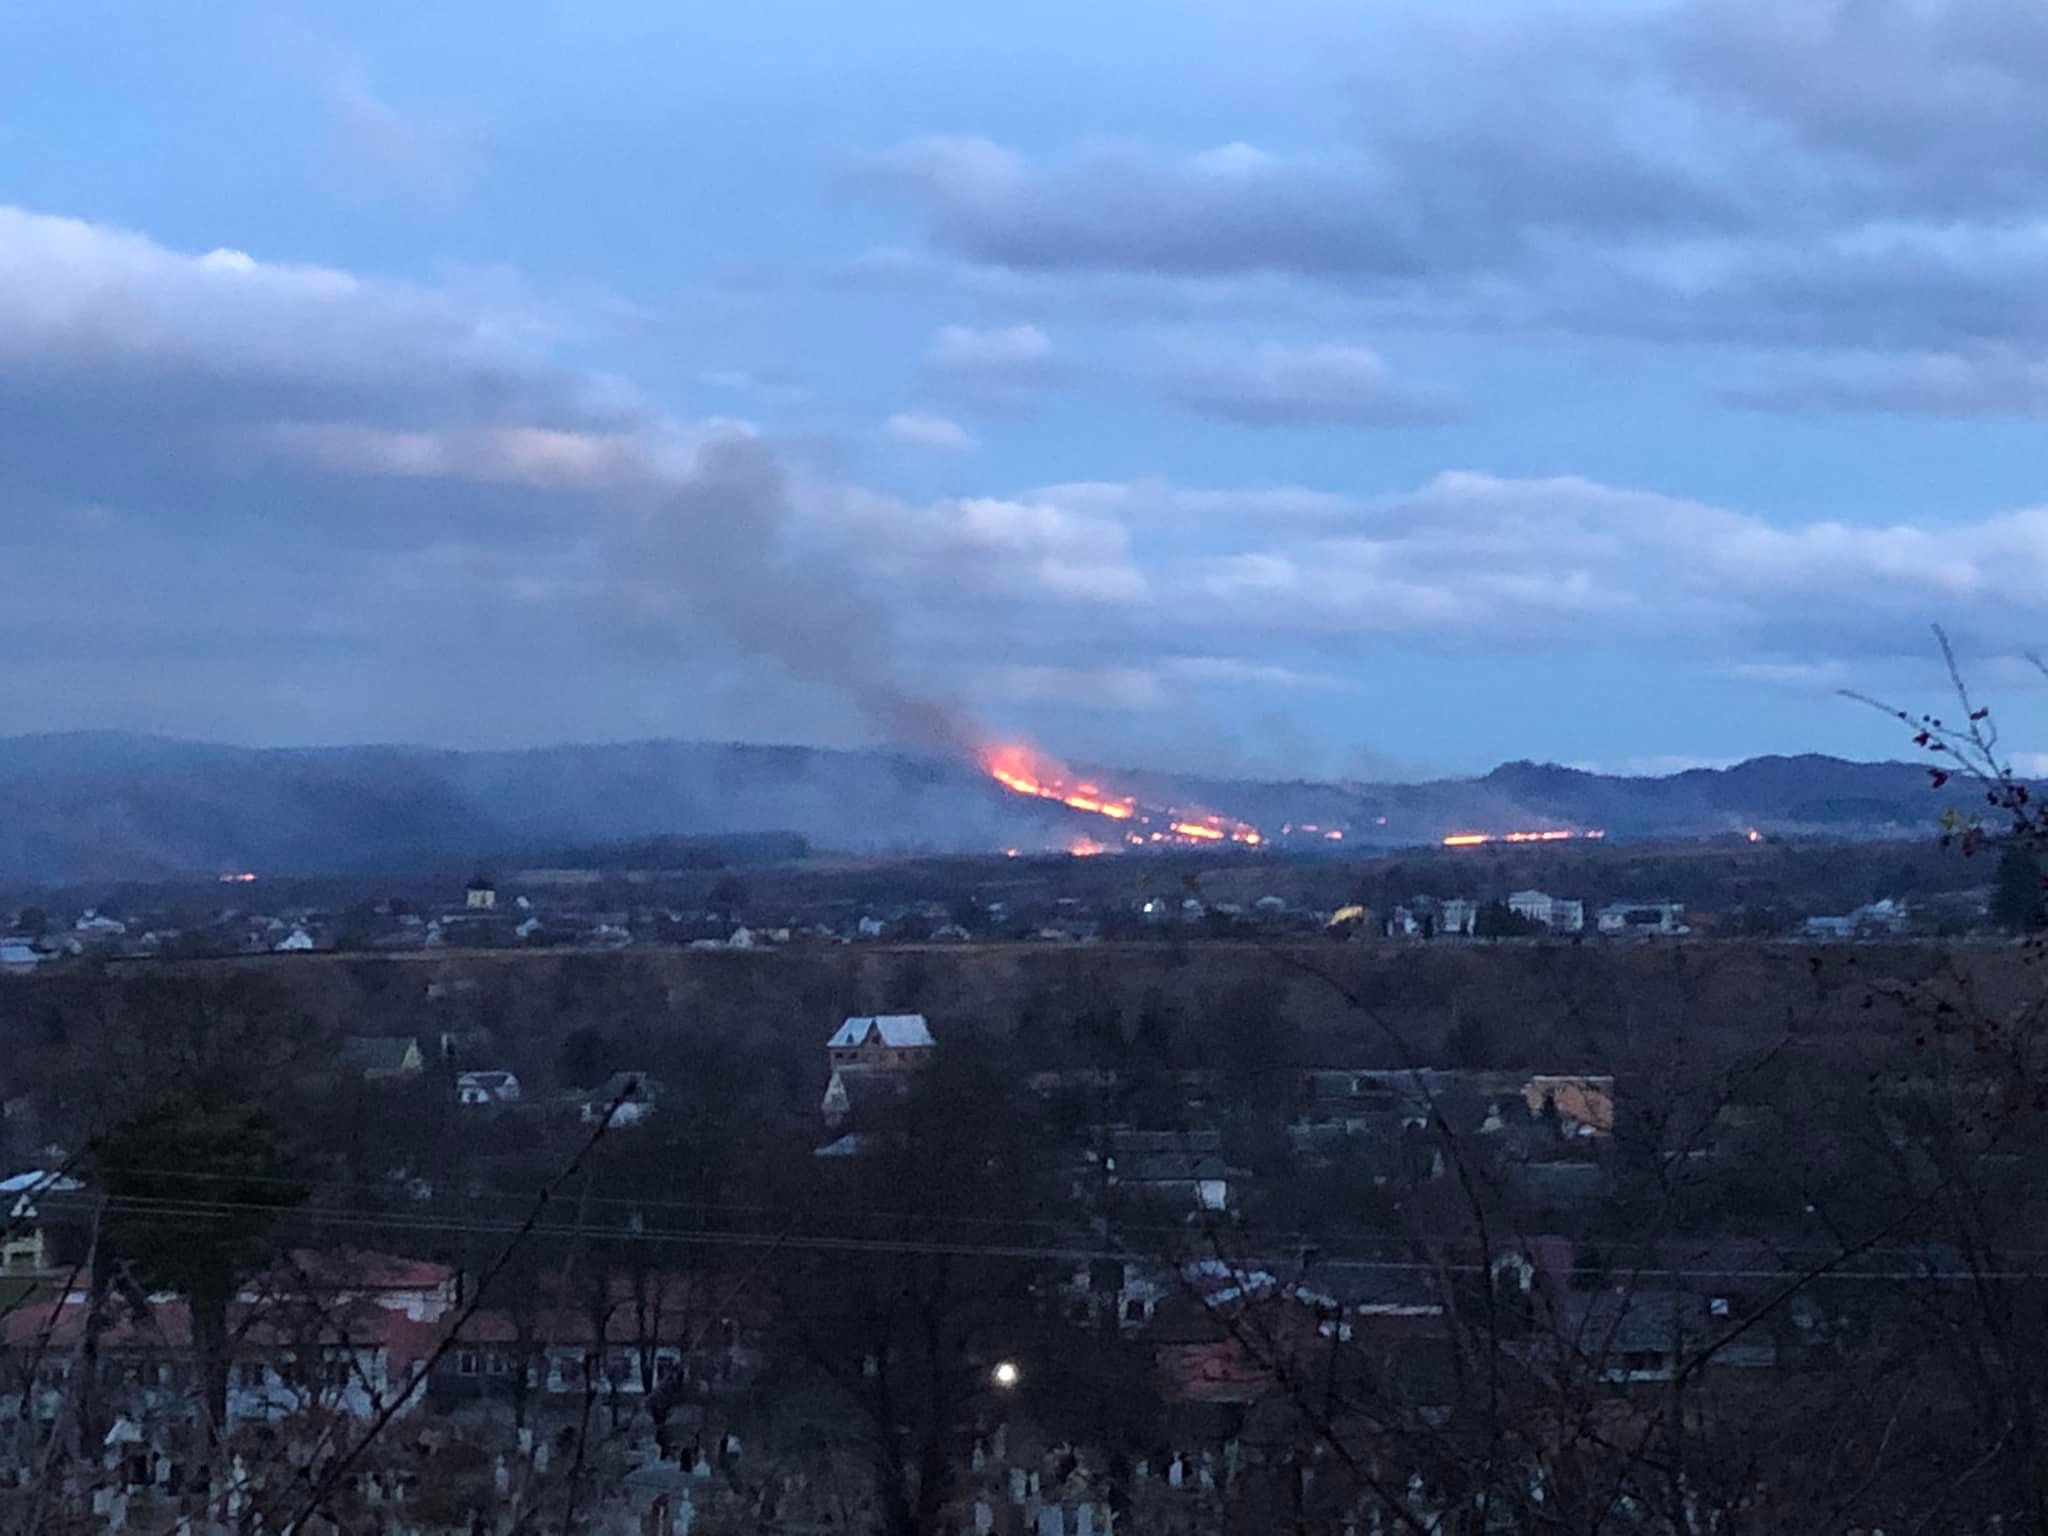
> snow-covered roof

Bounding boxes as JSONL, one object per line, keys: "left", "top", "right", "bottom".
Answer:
{"left": 0, "top": 1171, "right": 81, "bottom": 1195}
{"left": 828, "top": 1013, "right": 935, "bottom": 1050}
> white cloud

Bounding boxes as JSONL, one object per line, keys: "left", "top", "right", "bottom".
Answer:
{"left": 255, "top": 423, "right": 652, "bottom": 487}
{"left": 883, "top": 411, "right": 977, "bottom": 451}
{"left": 10, "top": 199, "right": 2048, "bottom": 759}
{"left": 857, "top": 7, "right": 2048, "bottom": 376}
{"left": 926, "top": 322, "right": 1054, "bottom": 376}
{"left": 700, "top": 367, "right": 810, "bottom": 405}
{"left": 290, "top": 31, "right": 488, "bottom": 210}
{"left": 1163, "top": 341, "right": 1457, "bottom": 427}
{"left": 1000, "top": 469, "right": 2048, "bottom": 665}
{"left": 0, "top": 204, "right": 572, "bottom": 417}
{"left": 1728, "top": 348, "right": 2048, "bottom": 418}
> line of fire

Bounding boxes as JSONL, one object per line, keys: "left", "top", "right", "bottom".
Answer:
{"left": 986, "top": 744, "right": 1616, "bottom": 856}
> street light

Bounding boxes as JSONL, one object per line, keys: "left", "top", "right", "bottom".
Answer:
{"left": 990, "top": 1360, "right": 1022, "bottom": 1390}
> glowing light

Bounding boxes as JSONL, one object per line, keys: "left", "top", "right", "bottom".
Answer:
{"left": 1324, "top": 829, "right": 1344, "bottom": 842}
{"left": 1746, "top": 827, "right": 1763, "bottom": 843}
{"left": 1442, "top": 828, "right": 1605, "bottom": 848}
{"left": 991, "top": 1360, "right": 1022, "bottom": 1389}
{"left": 218, "top": 871, "right": 258, "bottom": 883}
{"left": 982, "top": 743, "right": 1264, "bottom": 849}
{"left": 1068, "top": 837, "right": 1108, "bottom": 857}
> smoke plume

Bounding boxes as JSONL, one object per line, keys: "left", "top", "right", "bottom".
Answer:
{"left": 609, "top": 434, "right": 982, "bottom": 758}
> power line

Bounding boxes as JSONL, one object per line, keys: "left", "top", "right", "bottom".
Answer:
{"left": 43, "top": 1164, "right": 2048, "bottom": 1268}
{"left": 29, "top": 1189, "right": 2046, "bottom": 1283}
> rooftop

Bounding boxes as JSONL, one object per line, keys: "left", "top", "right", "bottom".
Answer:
{"left": 828, "top": 1013, "right": 936, "bottom": 1050}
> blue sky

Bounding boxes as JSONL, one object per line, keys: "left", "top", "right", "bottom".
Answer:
{"left": 6, "top": 0, "right": 2048, "bottom": 779}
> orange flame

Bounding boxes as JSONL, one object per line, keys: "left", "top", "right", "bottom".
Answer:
{"left": 982, "top": 743, "right": 1264, "bottom": 850}
{"left": 1441, "top": 828, "right": 1605, "bottom": 848}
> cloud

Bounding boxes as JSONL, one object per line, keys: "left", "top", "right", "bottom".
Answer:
{"left": 287, "top": 32, "right": 488, "bottom": 210}
{"left": 0, "top": 203, "right": 992, "bottom": 752}
{"left": 1727, "top": 660, "right": 1855, "bottom": 689}
{"left": 857, "top": 6, "right": 2048, "bottom": 359}
{"left": 965, "top": 470, "right": 2048, "bottom": 684}
{"left": 829, "top": 485, "right": 1148, "bottom": 607}
{"left": 700, "top": 367, "right": 810, "bottom": 405}
{"left": 1163, "top": 342, "right": 1457, "bottom": 427}
{"left": 9, "top": 199, "right": 2048, "bottom": 764}
{"left": 883, "top": 411, "right": 977, "bottom": 452}
{"left": 926, "top": 322, "right": 1055, "bottom": 377}
{"left": 1726, "top": 349, "right": 2048, "bottom": 418}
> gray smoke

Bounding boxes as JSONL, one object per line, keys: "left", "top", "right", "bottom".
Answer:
{"left": 608, "top": 435, "right": 982, "bottom": 758}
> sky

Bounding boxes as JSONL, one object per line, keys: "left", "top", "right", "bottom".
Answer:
{"left": 6, "top": 0, "right": 2048, "bottom": 780}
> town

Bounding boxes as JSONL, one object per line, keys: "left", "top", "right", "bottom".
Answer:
{"left": 1, "top": 877, "right": 2043, "bottom": 1530}
{"left": 0, "top": 822, "right": 2027, "bottom": 974}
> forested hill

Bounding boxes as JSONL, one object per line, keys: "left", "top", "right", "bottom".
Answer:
{"left": 0, "top": 733, "right": 1980, "bottom": 884}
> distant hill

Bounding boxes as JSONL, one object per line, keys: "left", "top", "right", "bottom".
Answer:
{"left": 0, "top": 732, "right": 1985, "bottom": 885}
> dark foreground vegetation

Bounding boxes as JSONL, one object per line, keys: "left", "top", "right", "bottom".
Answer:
{"left": 1, "top": 920, "right": 2047, "bottom": 1532}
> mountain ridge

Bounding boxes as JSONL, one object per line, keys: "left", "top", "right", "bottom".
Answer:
{"left": 0, "top": 732, "right": 1970, "bottom": 885}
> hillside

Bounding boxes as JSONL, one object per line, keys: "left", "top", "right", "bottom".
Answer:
{"left": 0, "top": 732, "right": 1983, "bottom": 884}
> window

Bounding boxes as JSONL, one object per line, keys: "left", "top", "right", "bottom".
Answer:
{"left": 456, "top": 1350, "right": 481, "bottom": 1376}
{"left": 238, "top": 1361, "right": 266, "bottom": 1389}
{"left": 1123, "top": 1298, "right": 1148, "bottom": 1323}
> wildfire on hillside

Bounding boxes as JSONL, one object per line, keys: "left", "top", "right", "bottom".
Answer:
{"left": 1441, "top": 829, "right": 1606, "bottom": 848}
{"left": 982, "top": 744, "right": 1267, "bottom": 850}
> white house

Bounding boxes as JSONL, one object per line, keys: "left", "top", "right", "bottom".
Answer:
{"left": 465, "top": 876, "right": 497, "bottom": 911}
{"left": 1507, "top": 891, "right": 1586, "bottom": 933}
{"left": 1596, "top": 901, "right": 1689, "bottom": 936}
{"left": 827, "top": 1013, "right": 936, "bottom": 1071}
{"left": 274, "top": 927, "right": 315, "bottom": 952}
{"left": 0, "top": 942, "right": 39, "bottom": 973}
{"left": 580, "top": 1072, "right": 659, "bottom": 1126}
{"left": 456, "top": 1070, "right": 523, "bottom": 1107}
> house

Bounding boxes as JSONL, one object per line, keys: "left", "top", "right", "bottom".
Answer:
{"left": 0, "top": 1170, "right": 81, "bottom": 1274}
{"left": 1507, "top": 890, "right": 1585, "bottom": 932}
{"left": 1, "top": 1251, "right": 463, "bottom": 1431}
{"left": 1806, "top": 898, "right": 1912, "bottom": 940}
{"left": 1595, "top": 900, "right": 1688, "bottom": 936}
{"left": 339, "top": 1035, "right": 426, "bottom": 1079}
{"left": 73, "top": 910, "right": 127, "bottom": 938}
{"left": 821, "top": 1067, "right": 888, "bottom": 1128}
{"left": 465, "top": 875, "right": 497, "bottom": 911}
{"left": 1522, "top": 1074, "right": 1615, "bottom": 1136}
{"left": 581, "top": 1071, "right": 660, "bottom": 1126}
{"left": 1390, "top": 896, "right": 1478, "bottom": 938}
{"left": 1104, "top": 1130, "right": 1243, "bottom": 1212}
{"left": 456, "top": 1070, "right": 523, "bottom": 1107}
{"left": 1555, "top": 1289, "right": 1776, "bottom": 1382}
{"left": 0, "top": 941, "right": 39, "bottom": 973}
{"left": 827, "top": 1013, "right": 936, "bottom": 1071}
{"left": 274, "top": 927, "right": 315, "bottom": 952}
